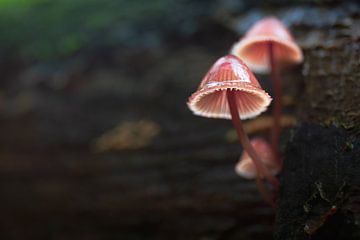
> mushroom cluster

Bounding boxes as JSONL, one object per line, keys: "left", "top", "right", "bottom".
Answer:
{"left": 187, "top": 17, "right": 303, "bottom": 205}
{"left": 232, "top": 17, "right": 303, "bottom": 162}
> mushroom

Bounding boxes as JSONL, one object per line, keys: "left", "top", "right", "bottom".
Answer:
{"left": 235, "top": 137, "right": 280, "bottom": 206}
{"left": 231, "top": 17, "right": 303, "bottom": 164}
{"left": 235, "top": 137, "right": 281, "bottom": 179}
{"left": 187, "top": 55, "right": 279, "bottom": 189}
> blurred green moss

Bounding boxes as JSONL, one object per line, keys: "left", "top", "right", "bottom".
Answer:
{"left": 1, "top": 0, "right": 344, "bottom": 60}
{"left": 0, "top": 0, "right": 210, "bottom": 60}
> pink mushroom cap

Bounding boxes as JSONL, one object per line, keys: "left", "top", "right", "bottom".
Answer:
{"left": 231, "top": 17, "right": 303, "bottom": 73}
{"left": 187, "top": 55, "right": 271, "bottom": 120}
{"left": 235, "top": 137, "right": 281, "bottom": 179}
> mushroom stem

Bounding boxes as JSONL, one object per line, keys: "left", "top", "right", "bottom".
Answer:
{"left": 269, "top": 42, "right": 283, "bottom": 167}
{"left": 256, "top": 174, "right": 275, "bottom": 208}
{"left": 226, "top": 89, "right": 280, "bottom": 190}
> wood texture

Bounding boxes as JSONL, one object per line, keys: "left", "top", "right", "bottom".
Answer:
{"left": 0, "top": 1, "right": 359, "bottom": 240}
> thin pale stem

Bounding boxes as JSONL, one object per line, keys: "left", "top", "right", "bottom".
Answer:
{"left": 226, "top": 89, "right": 279, "bottom": 190}
{"left": 269, "top": 43, "right": 283, "bottom": 167}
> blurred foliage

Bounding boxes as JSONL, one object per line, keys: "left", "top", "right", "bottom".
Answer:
{"left": 0, "top": 0, "right": 214, "bottom": 60}
{"left": 0, "top": 0, "right": 349, "bottom": 60}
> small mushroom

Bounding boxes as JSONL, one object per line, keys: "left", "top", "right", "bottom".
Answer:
{"left": 231, "top": 17, "right": 303, "bottom": 163}
{"left": 231, "top": 17, "right": 303, "bottom": 73}
{"left": 187, "top": 54, "right": 279, "bottom": 189}
{"left": 236, "top": 137, "right": 280, "bottom": 206}
{"left": 235, "top": 138, "right": 280, "bottom": 179}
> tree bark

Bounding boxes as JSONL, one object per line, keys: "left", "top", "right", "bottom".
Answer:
{"left": 275, "top": 3, "right": 360, "bottom": 239}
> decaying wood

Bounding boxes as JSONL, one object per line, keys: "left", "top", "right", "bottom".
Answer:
{"left": 275, "top": 4, "right": 360, "bottom": 240}
{"left": 0, "top": 1, "right": 359, "bottom": 240}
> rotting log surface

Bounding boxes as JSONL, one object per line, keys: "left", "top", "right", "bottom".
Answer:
{"left": 0, "top": 1, "right": 359, "bottom": 240}
{"left": 274, "top": 7, "right": 360, "bottom": 239}
{"left": 276, "top": 125, "right": 360, "bottom": 240}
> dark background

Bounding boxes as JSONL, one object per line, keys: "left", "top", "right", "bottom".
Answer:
{"left": 0, "top": 1, "right": 359, "bottom": 239}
